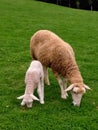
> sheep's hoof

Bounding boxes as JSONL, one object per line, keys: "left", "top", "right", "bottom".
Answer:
{"left": 61, "top": 96, "right": 67, "bottom": 99}
{"left": 46, "top": 82, "right": 50, "bottom": 86}
{"left": 61, "top": 93, "right": 68, "bottom": 99}
{"left": 45, "top": 80, "right": 50, "bottom": 86}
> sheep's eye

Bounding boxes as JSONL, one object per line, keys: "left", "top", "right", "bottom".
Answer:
{"left": 73, "top": 91, "right": 77, "bottom": 94}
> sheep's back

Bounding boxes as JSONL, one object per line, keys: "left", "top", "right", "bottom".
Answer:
{"left": 30, "top": 30, "right": 74, "bottom": 69}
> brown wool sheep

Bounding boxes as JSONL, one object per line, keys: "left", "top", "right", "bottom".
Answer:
{"left": 30, "top": 30, "right": 91, "bottom": 106}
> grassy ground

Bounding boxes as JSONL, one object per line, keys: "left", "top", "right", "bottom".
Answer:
{"left": 0, "top": 0, "right": 98, "bottom": 129}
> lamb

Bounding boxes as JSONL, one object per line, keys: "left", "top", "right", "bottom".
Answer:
{"left": 30, "top": 30, "right": 91, "bottom": 106}
{"left": 17, "top": 60, "right": 44, "bottom": 108}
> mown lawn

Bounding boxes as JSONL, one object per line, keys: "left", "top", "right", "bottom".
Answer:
{"left": 0, "top": 0, "right": 98, "bottom": 129}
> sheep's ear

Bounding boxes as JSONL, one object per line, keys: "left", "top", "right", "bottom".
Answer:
{"left": 31, "top": 94, "right": 39, "bottom": 101}
{"left": 17, "top": 95, "right": 25, "bottom": 100}
{"left": 65, "top": 84, "right": 74, "bottom": 92}
{"left": 84, "top": 84, "right": 91, "bottom": 90}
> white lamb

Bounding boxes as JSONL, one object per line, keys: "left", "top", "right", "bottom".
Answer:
{"left": 30, "top": 30, "right": 91, "bottom": 106}
{"left": 17, "top": 60, "right": 44, "bottom": 108}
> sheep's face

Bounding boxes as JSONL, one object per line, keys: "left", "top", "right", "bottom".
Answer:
{"left": 71, "top": 83, "right": 85, "bottom": 106}
{"left": 65, "top": 83, "right": 91, "bottom": 106}
{"left": 71, "top": 91, "right": 84, "bottom": 106}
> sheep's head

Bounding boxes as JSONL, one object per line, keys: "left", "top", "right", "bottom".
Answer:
{"left": 65, "top": 83, "right": 91, "bottom": 106}
{"left": 17, "top": 94, "right": 39, "bottom": 108}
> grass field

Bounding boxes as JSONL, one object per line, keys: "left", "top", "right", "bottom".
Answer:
{"left": 0, "top": 0, "right": 98, "bottom": 129}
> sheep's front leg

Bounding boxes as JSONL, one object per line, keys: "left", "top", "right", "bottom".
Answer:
{"left": 54, "top": 73, "right": 68, "bottom": 99}
{"left": 37, "top": 79, "right": 44, "bottom": 104}
{"left": 43, "top": 66, "right": 50, "bottom": 85}
{"left": 63, "top": 78, "right": 68, "bottom": 97}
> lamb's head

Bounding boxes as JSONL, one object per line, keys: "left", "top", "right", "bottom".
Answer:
{"left": 17, "top": 94, "right": 39, "bottom": 108}
{"left": 65, "top": 83, "right": 91, "bottom": 106}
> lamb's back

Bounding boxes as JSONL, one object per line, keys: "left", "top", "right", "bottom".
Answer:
{"left": 25, "top": 61, "right": 43, "bottom": 84}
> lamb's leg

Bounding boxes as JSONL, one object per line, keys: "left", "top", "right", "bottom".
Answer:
{"left": 37, "top": 79, "right": 44, "bottom": 104}
{"left": 54, "top": 73, "right": 68, "bottom": 99}
{"left": 43, "top": 66, "right": 50, "bottom": 85}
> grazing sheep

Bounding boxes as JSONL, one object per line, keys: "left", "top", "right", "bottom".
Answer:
{"left": 30, "top": 30, "right": 91, "bottom": 106}
{"left": 17, "top": 60, "right": 44, "bottom": 108}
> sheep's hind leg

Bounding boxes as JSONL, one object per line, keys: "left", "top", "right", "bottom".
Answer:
{"left": 43, "top": 66, "right": 50, "bottom": 86}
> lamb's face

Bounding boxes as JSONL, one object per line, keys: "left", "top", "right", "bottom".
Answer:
{"left": 21, "top": 94, "right": 33, "bottom": 108}
{"left": 17, "top": 94, "right": 39, "bottom": 108}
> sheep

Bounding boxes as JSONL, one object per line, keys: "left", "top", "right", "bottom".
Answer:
{"left": 17, "top": 60, "right": 44, "bottom": 108}
{"left": 30, "top": 30, "right": 91, "bottom": 106}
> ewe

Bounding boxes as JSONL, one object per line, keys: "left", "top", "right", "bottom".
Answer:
{"left": 17, "top": 60, "right": 44, "bottom": 108}
{"left": 30, "top": 30, "right": 91, "bottom": 106}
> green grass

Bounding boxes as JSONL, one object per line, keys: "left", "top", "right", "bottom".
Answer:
{"left": 0, "top": 0, "right": 98, "bottom": 129}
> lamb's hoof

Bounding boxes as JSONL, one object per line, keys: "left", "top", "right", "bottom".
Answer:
{"left": 40, "top": 101, "right": 45, "bottom": 104}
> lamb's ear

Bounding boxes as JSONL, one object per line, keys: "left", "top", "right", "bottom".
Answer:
{"left": 17, "top": 95, "right": 25, "bottom": 100}
{"left": 31, "top": 94, "right": 39, "bottom": 101}
{"left": 65, "top": 84, "right": 74, "bottom": 92}
{"left": 84, "top": 84, "right": 91, "bottom": 90}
